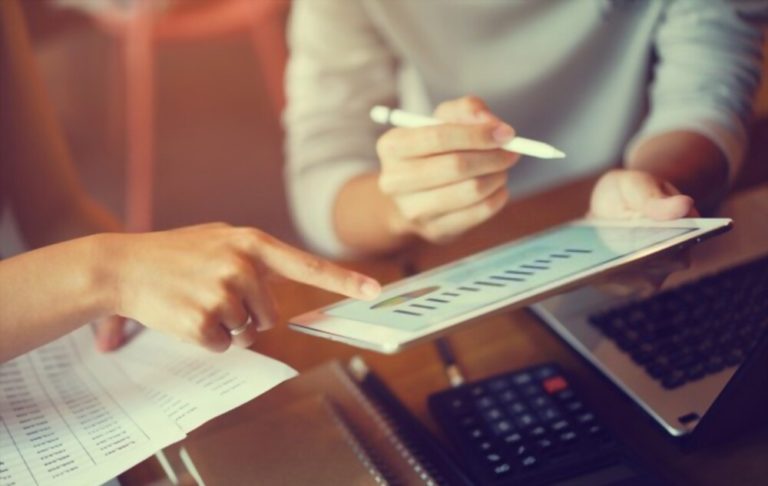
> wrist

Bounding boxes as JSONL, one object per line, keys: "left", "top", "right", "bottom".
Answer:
{"left": 83, "top": 233, "right": 122, "bottom": 317}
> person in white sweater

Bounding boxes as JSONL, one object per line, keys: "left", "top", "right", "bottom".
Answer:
{"left": 284, "top": 0, "right": 766, "bottom": 257}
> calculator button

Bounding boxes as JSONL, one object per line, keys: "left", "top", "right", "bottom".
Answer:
{"left": 468, "top": 427, "right": 486, "bottom": 440}
{"left": 484, "top": 407, "right": 504, "bottom": 421}
{"left": 498, "top": 389, "right": 518, "bottom": 403}
{"left": 488, "top": 377, "right": 510, "bottom": 391}
{"left": 507, "top": 402, "right": 528, "bottom": 415}
{"left": 460, "top": 415, "right": 478, "bottom": 428}
{"left": 539, "top": 407, "right": 561, "bottom": 422}
{"left": 470, "top": 385, "right": 486, "bottom": 397}
{"left": 554, "top": 388, "right": 575, "bottom": 401}
{"left": 543, "top": 376, "right": 568, "bottom": 394}
{"left": 515, "top": 413, "right": 537, "bottom": 428}
{"left": 551, "top": 419, "right": 570, "bottom": 432}
{"left": 534, "top": 365, "right": 558, "bottom": 379}
{"left": 511, "top": 372, "right": 533, "bottom": 386}
{"left": 479, "top": 440, "right": 494, "bottom": 451}
{"left": 566, "top": 401, "right": 584, "bottom": 413}
{"left": 449, "top": 397, "right": 467, "bottom": 413}
{"left": 576, "top": 412, "right": 595, "bottom": 424}
{"left": 529, "top": 426, "right": 547, "bottom": 437}
{"left": 530, "top": 395, "right": 553, "bottom": 409}
{"left": 491, "top": 419, "right": 514, "bottom": 436}
{"left": 521, "top": 384, "right": 542, "bottom": 396}
{"left": 476, "top": 396, "right": 496, "bottom": 409}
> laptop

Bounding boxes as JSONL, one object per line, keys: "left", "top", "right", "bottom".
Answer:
{"left": 530, "top": 186, "right": 768, "bottom": 445}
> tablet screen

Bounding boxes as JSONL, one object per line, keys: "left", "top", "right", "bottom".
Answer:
{"left": 327, "top": 225, "right": 693, "bottom": 331}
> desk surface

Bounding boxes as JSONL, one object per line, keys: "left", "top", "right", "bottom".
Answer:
{"left": 120, "top": 175, "right": 768, "bottom": 486}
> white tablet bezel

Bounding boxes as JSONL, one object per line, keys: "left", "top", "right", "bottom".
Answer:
{"left": 289, "top": 218, "right": 732, "bottom": 354}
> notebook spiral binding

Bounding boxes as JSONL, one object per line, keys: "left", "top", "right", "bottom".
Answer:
{"left": 324, "top": 400, "right": 393, "bottom": 485}
{"left": 335, "top": 359, "right": 454, "bottom": 486}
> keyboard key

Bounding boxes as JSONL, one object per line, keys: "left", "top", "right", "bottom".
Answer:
{"left": 486, "top": 452, "right": 502, "bottom": 463}
{"left": 559, "top": 430, "right": 578, "bottom": 443}
{"left": 502, "top": 432, "right": 523, "bottom": 445}
{"left": 529, "top": 426, "right": 547, "bottom": 438}
{"left": 479, "top": 440, "right": 494, "bottom": 451}
{"left": 551, "top": 419, "right": 570, "bottom": 432}
{"left": 520, "top": 455, "right": 538, "bottom": 468}
{"left": 492, "top": 462, "right": 512, "bottom": 476}
{"left": 589, "top": 255, "right": 768, "bottom": 389}
{"left": 514, "top": 444, "right": 530, "bottom": 457}
{"left": 536, "top": 438, "right": 554, "bottom": 451}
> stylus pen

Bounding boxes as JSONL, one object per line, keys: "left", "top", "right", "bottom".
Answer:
{"left": 370, "top": 105, "right": 566, "bottom": 159}
{"left": 435, "top": 338, "right": 465, "bottom": 388}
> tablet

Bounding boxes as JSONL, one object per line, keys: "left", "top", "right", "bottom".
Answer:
{"left": 289, "top": 218, "right": 732, "bottom": 354}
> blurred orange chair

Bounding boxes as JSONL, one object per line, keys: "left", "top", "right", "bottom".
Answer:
{"left": 91, "top": 0, "right": 289, "bottom": 231}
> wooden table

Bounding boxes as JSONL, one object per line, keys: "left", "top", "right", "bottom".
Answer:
{"left": 121, "top": 175, "right": 768, "bottom": 486}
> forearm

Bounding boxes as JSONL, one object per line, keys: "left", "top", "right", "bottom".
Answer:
{"left": 626, "top": 130, "right": 729, "bottom": 214}
{"left": 0, "top": 234, "right": 115, "bottom": 362}
{"left": 334, "top": 172, "right": 414, "bottom": 255}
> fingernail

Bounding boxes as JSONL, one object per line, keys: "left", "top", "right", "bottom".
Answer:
{"left": 492, "top": 123, "right": 515, "bottom": 144}
{"left": 360, "top": 280, "right": 381, "bottom": 299}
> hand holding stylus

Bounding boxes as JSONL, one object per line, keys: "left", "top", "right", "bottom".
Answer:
{"left": 373, "top": 96, "right": 521, "bottom": 244}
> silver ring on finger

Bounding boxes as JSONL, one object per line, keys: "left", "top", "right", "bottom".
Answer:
{"left": 228, "top": 315, "right": 253, "bottom": 337}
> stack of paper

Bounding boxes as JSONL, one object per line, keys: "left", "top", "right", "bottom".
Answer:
{"left": 0, "top": 327, "right": 297, "bottom": 486}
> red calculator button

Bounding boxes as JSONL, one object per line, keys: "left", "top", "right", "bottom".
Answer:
{"left": 543, "top": 376, "right": 568, "bottom": 394}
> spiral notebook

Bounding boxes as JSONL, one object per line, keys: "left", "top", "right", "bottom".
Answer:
{"left": 178, "top": 358, "right": 473, "bottom": 485}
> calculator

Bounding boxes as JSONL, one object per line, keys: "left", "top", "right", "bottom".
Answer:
{"left": 428, "top": 364, "right": 656, "bottom": 485}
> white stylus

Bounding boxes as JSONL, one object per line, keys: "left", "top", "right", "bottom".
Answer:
{"left": 370, "top": 105, "right": 566, "bottom": 160}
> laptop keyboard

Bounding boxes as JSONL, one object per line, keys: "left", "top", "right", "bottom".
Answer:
{"left": 589, "top": 255, "right": 768, "bottom": 389}
{"left": 429, "top": 364, "right": 626, "bottom": 485}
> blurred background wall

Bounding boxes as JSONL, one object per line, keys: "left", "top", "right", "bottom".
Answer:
{"left": 12, "top": 1, "right": 768, "bottom": 253}
{"left": 22, "top": 0, "right": 298, "bottom": 244}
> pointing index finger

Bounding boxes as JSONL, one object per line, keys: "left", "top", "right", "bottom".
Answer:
{"left": 255, "top": 237, "right": 381, "bottom": 300}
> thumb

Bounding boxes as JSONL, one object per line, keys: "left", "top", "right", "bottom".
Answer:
{"left": 93, "top": 315, "right": 127, "bottom": 352}
{"left": 642, "top": 194, "right": 695, "bottom": 220}
{"left": 622, "top": 173, "right": 695, "bottom": 220}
